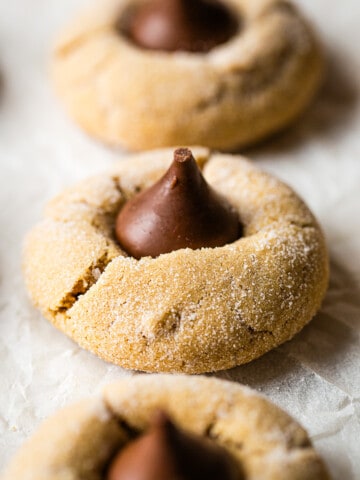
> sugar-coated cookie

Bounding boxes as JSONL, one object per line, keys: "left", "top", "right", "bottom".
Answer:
{"left": 23, "top": 148, "right": 328, "bottom": 373}
{"left": 1, "top": 375, "right": 330, "bottom": 480}
{"left": 52, "top": 0, "right": 323, "bottom": 150}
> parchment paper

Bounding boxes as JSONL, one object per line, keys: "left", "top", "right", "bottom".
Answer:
{"left": 0, "top": 1, "right": 359, "bottom": 478}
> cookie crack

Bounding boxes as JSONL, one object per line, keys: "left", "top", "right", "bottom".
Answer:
{"left": 44, "top": 179, "right": 135, "bottom": 320}
{"left": 50, "top": 247, "right": 116, "bottom": 316}
{"left": 289, "top": 220, "right": 315, "bottom": 229}
{"left": 205, "top": 418, "right": 218, "bottom": 438}
{"left": 205, "top": 414, "right": 246, "bottom": 455}
{"left": 194, "top": 83, "right": 227, "bottom": 111}
{"left": 112, "top": 177, "right": 131, "bottom": 202}
{"left": 246, "top": 325, "right": 273, "bottom": 336}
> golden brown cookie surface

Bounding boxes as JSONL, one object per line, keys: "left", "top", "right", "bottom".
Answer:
{"left": 1, "top": 375, "right": 330, "bottom": 480}
{"left": 23, "top": 149, "right": 329, "bottom": 373}
{"left": 52, "top": 0, "right": 323, "bottom": 150}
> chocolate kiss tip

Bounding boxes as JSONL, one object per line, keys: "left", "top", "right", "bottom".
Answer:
{"left": 123, "top": 0, "right": 239, "bottom": 53}
{"left": 174, "top": 147, "right": 193, "bottom": 163}
{"left": 106, "top": 412, "right": 241, "bottom": 480}
{"left": 115, "top": 148, "right": 242, "bottom": 258}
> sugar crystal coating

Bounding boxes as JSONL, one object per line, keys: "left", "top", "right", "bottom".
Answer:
{"left": 23, "top": 149, "right": 329, "bottom": 373}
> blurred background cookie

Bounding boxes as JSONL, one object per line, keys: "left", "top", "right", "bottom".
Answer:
{"left": 2, "top": 375, "right": 330, "bottom": 480}
{"left": 51, "top": 0, "right": 324, "bottom": 151}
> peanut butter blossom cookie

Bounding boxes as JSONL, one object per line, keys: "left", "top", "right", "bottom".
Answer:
{"left": 23, "top": 148, "right": 328, "bottom": 373}
{"left": 52, "top": 0, "right": 323, "bottom": 150}
{"left": 2, "top": 375, "right": 330, "bottom": 480}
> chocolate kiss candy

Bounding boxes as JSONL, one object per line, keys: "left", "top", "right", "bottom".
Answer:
{"left": 107, "top": 412, "right": 241, "bottom": 480}
{"left": 124, "top": 0, "right": 239, "bottom": 53}
{"left": 115, "top": 148, "right": 241, "bottom": 258}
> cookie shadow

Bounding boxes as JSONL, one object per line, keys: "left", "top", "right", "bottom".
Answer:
{"left": 242, "top": 49, "right": 359, "bottom": 157}
{"left": 213, "top": 255, "right": 359, "bottom": 390}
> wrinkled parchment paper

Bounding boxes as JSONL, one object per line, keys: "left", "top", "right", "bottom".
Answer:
{"left": 0, "top": 1, "right": 359, "bottom": 478}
